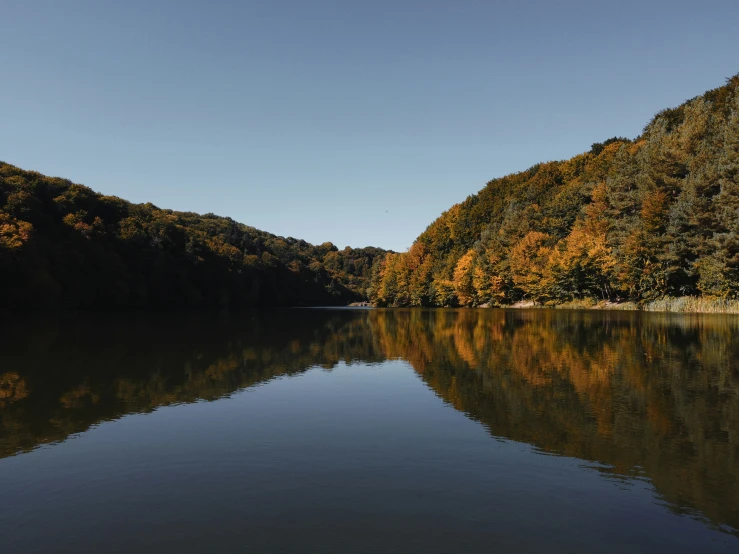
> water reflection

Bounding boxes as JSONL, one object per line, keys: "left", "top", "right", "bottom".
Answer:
{"left": 1, "top": 308, "right": 738, "bottom": 535}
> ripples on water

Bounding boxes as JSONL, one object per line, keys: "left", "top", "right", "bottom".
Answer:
{"left": 0, "top": 308, "right": 737, "bottom": 553}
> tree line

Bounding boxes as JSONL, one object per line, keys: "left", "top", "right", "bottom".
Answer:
{"left": 0, "top": 163, "right": 386, "bottom": 311}
{"left": 3, "top": 74, "right": 738, "bottom": 311}
{"left": 370, "top": 75, "right": 739, "bottom": 307}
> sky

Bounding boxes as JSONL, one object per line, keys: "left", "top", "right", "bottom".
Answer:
{"left": 1, "top": 1, "right": 738, "bottom": 252}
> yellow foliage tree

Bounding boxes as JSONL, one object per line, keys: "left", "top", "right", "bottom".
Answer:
{"left": 0, "top": 213, "right": 32, "bottom": 250}
{"left": 407, "top": 243, "right": 434, "bottom": 306}
{"left": 508, "top": 231, "right": 553, "bottom": 301}
{"left": 453, "top": 250, "right": 477, "bottom": 306}
{"left": 433, "top": 278, "right": 457, "bottom": 307}
{"left": 544, "top": 185, "right": 618, "bottom": 300}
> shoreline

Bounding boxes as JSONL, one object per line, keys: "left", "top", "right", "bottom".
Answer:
{"left": 494, "top": 296, "right": 739, "bottom": 314}
{"left": 363, "top": 297, "right": 739, "bottom": 315}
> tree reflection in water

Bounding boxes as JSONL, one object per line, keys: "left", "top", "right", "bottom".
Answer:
{"left": 1, "top": 308, "right": 737, "bottom": 534}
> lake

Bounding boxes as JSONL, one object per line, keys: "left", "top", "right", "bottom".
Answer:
{"left": 1, "top": 308, "right": 738, "bottom": 553}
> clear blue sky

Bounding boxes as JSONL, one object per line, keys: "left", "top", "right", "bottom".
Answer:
{"left": 2, "top": 1, "right": 737, "bottom": 251}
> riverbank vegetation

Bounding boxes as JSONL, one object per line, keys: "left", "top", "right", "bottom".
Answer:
{"left": 369, "top": 75, "right": 739, "bottom": 312}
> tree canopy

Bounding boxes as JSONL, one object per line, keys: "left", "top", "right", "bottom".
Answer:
{"left": 0, "top": 164, "right": 387, "bottom": 311}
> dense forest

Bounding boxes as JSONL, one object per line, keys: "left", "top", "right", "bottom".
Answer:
{"left": 4, "top": 75, "right": 738, "bottom": 312}
{"left": 370, "top": 75, "right": 739, "bottom": 308}
{"left": 0, "top": 163, "right": 386, "bottom": 311}
{"left": 2, "top": 309, "right": 737, "bottom": 533}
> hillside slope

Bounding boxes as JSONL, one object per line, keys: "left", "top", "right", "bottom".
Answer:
{"left": 370, "top": 75, "right": 739, "bottom": 307}
{"left": 0, "top": 163, "right": 386, "bottom": 310}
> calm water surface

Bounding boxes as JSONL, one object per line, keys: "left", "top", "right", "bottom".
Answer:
{"left": 1, "top": 308, "right": 738, "bottom": 553}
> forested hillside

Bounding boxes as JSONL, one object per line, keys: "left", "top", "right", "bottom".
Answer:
{"left": 0, "top": 163, "right": 386, "bottom": 310}
{"left": 370, "top": 75, "right": 739, "bottom": 307}
{"left": 4, "top": 75, "right": 738, "bottom": 312}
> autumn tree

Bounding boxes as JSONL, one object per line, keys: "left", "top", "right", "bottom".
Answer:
{"left": 453, "top": 250, "right": 477, "bottom": 306}
{"left": 544, "top": 185, "right": 618, "bottom": 301}
{"left": 508, "top": 231, "right": 553, "bottom": 301}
